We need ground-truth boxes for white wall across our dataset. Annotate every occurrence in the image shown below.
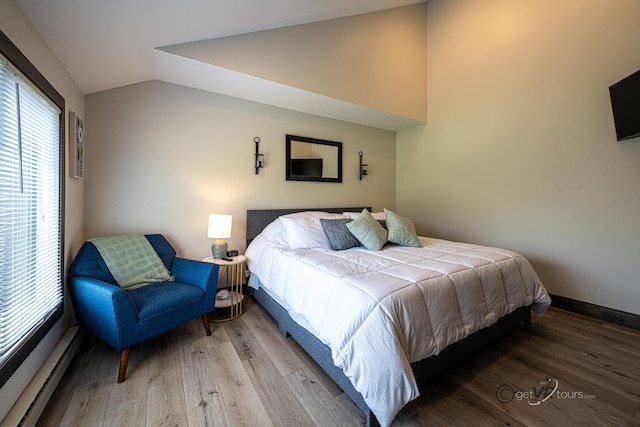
[0,0,84,420]
[85,80,396,260]
[397,0,640,315]
[162,3,428,123]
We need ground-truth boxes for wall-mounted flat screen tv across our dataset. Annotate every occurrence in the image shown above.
[609,69,640,141]
[291,158,323,177]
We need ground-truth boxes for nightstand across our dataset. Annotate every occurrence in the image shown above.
[203,255,247,322]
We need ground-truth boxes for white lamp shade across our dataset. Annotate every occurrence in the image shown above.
[207,214,232,239]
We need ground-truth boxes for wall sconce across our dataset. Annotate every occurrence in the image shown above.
[254,136,264,174]
[359,151,368,180]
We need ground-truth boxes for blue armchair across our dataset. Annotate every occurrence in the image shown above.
[68,234,219,382]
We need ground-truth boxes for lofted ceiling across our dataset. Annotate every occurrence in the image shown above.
[16,0,426,130]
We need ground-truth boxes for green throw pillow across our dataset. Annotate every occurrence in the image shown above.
[384,208,421,247]
[346,209,388,251]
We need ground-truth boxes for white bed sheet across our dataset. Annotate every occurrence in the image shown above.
[246,228,551,427]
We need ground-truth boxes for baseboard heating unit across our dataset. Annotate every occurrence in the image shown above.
[2,326,80,427]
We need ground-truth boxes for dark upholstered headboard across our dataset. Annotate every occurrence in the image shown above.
[246,207,370,248]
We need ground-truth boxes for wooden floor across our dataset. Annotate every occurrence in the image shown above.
[38,297,640,426]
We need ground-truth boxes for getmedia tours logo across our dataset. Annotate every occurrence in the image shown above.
[496,378,596,406]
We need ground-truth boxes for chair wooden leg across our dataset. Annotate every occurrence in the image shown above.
[118,348,130,383]
[202,314,212,336]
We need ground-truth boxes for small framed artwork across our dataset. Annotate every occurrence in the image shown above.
[69,111,84,178]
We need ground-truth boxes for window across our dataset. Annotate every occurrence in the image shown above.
[0,31,64,388]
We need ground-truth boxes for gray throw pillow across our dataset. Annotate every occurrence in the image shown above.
[320,219,361,250]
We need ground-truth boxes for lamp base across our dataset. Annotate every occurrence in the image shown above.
[211,239,228,259]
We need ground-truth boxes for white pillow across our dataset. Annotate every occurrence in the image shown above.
[260,218,290,248]
[343,211,385,220]
[280,211,346,249]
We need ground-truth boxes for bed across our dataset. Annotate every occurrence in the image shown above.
[244,207,551,427]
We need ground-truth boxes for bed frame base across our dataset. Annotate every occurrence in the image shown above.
[249,286,531,427]
[245,208,532,426]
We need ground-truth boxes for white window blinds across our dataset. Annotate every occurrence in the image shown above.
[0,57,63,368]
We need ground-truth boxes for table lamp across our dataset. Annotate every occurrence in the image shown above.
[207,214,232,259]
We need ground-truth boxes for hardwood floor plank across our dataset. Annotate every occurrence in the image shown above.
[243,353,316,427]
[239,300,344,397]
[209,340,273,426]
[58,378,111,426]
[509,350,630,423]
[179,330,231,427]
[240,302,308,377]
[36,351,87,426]
[448,333,637,426]
[103,355,148,427]
[289,342,346,400]
[208,320,232,347]
[103,399,146,427]
[448,357,584,426]
[223,314,266,362]
[37,303,640,427]
[284,368,365,427]
[201,323,239,426]
[80,340,122,384]
[543,311,640,355]
[498,329,640,404]
[401,375,527,427]
[145,331,188,426]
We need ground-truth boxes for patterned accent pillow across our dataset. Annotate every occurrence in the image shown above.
[320,219,361,250]
[384,208,421,247]
[346,209,388,251]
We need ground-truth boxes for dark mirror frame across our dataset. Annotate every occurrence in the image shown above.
[285,134,343,183]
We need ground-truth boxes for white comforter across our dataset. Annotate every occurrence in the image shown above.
[246,231,551,427]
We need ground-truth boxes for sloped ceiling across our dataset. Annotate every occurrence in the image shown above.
[16,0,427,130]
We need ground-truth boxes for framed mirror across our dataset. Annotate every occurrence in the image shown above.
[286,134,342,183]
